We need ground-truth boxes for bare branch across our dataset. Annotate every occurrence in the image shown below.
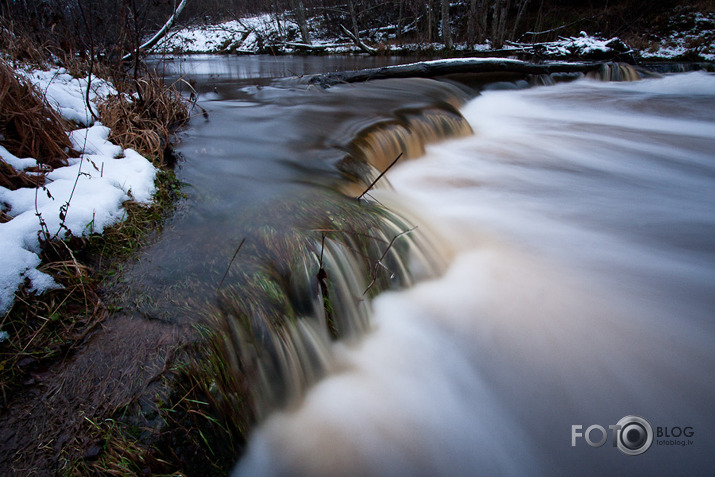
[217,237,246,292]
[122,0,188,61]
[357,153,403,201]
[363,226,416,296]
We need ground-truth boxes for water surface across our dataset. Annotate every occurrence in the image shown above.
[145,56,714,475]
[236,71,715,476]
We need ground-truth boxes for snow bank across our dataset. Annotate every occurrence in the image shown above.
[152,11,714,60]
[25,68,116,126]
[640,12,715,61]
[154,14,303,54]
[158,20,633,58]
[0,67,157,317]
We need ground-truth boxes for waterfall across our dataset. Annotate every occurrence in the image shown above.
[230,70,715,476]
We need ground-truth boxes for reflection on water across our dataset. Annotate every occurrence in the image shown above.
[150,54,422,92]
[236,72,715,476]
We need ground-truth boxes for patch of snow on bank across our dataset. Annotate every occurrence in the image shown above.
[0,68,157,317]
[155,14,301,53]
[641,12,715,61]
[24,68,116,126]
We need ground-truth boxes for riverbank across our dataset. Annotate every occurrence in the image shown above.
[152,7,715,62]
[1,5,713,467]
[0,55,197,473]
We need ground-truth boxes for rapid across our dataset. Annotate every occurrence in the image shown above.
[235,71,715,476]
[144,57,714,476]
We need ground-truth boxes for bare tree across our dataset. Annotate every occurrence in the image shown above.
[490,0,512,48]
[396,0,405,43]
[348,0,360,38]
[511,0,531,40]
[440,0,452,48]
[467,0,489,48]
[425,0,433,43]
[289,0,311,44]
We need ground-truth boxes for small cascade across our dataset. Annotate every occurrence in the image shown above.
[586,62,644,81]
[529,62,650,87]
[339,106,474,196]
[232,69,715,477]
[205,61,668,464]
[208,186,452,422]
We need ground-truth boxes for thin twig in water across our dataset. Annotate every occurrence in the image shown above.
[357,152,403,201]
[217,238,246,292]
[319,233,325,268]
[363,226,416,296]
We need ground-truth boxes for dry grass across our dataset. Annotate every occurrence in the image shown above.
[0,59,73,168]
[98,73,190,165]
[0,240,105,403]
[0,22,53,67]
[0,57,68,192]
[0,158,45,190]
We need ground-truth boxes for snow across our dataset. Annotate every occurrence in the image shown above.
[0,145,37,171]
[161,19,626,57]
[155,14,301,54]
[152,11,713,60]
[641,11,715,61]
[0,67,158,316]
[26,68,116,126]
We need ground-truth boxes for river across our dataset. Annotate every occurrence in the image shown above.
[145,56,715,476]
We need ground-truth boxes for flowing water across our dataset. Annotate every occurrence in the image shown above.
[145,57,715,476]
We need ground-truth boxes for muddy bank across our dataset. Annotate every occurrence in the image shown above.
[0,315,190,475]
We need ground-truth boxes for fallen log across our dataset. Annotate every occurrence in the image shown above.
[305,58,634,87]
[284,42,353,51]
[123,0,188,61]
[339,24,378,55]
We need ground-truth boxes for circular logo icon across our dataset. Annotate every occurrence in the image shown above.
[616,415,653,456]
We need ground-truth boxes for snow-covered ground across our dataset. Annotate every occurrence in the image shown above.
[153,13,321,54]
[0,68,157,320]
[152,12,715,61]
[640,12,715,61]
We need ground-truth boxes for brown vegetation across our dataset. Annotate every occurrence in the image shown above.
[0,239,105,404]
[0,59,72,168]
[0,160,44,190]
[98,72,190,165]
[0,24,194,475]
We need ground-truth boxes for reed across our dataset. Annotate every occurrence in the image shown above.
[98,72,189,165]
[0,59,72,169]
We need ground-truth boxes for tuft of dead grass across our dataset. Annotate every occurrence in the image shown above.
[0,59,73,169]
[0,158,45,190]
[98,73,190,166]
[0,22,53,68]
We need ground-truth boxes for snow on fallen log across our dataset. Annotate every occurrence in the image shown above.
[284,42,330,50]
[339,24,378,55]
[123,0,188,60]
[306,58,618,87]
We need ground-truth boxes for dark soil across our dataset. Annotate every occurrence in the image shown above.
[0,313,193,476]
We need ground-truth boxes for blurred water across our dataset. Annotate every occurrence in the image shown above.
[236,72,715,476]
[128,56,468,322]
